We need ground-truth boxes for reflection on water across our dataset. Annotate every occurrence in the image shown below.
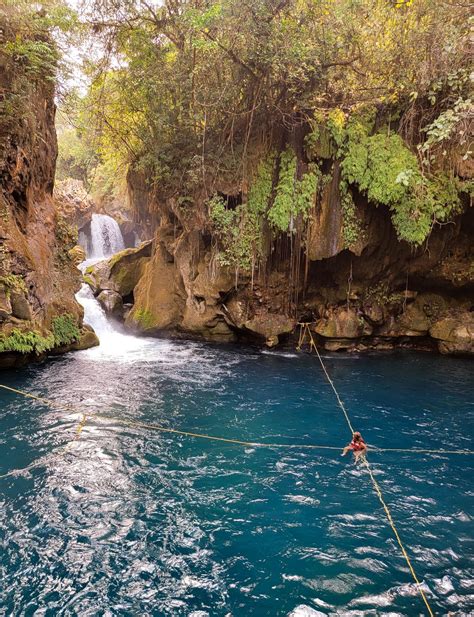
[0,342,473,615]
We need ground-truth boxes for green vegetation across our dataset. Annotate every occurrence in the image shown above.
[55,0,468,258]
[268,151,319,232]
[0,313,80,355]
[341,123,461,244]
[134,308,155,330]
[0,274,27,295]
[340,183,363,249]
[55,215,78,263]
[0,329,55,355]
[51,314,80,346]
[6,0,468,269]
[0,1,77,140]
[209,195,260,271]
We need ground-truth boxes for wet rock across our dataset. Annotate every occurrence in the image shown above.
[243,313,295,344]
[0,285,12,320]
[72,326,100,350]
[315,307,372,339]
[307,162,344,261]
[126,242,185,333]
[430,312,474,356]
[379,303,430,337]
[97,290,124,318]
[68,244,86,266]
[362,302,384,326]
[86,240,152,297]
[323,338,356,351]
[10,290,32,320]
[266,334,279,348]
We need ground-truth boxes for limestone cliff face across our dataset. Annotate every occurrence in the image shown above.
[92,170,473,356]
[0,34,97,367]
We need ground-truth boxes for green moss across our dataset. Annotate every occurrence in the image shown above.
[55,216,78,263]
[108,247,136,270]
[0,274,27,294]
[134,308,155,329]
[51,314,80,346]
[247,153,276,215]
[209,195,260,272]
[340,182,364,248]
[82,274,94,287]
[0,329,55,355]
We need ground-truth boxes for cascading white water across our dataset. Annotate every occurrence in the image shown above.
[76,284,115,338]
[89,213,125,259]
[75,283,166,361]
[75,214,158,359]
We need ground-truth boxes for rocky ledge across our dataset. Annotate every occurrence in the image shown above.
[82,220,473,356]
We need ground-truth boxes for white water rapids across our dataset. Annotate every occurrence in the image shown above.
[75,212,157,360]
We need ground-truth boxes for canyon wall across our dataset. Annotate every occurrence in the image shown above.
[88,166,473,356]
[0,19,97,368]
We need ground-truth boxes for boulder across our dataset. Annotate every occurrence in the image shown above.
[86,240,152,297]
[315,307,372,339]
[126,243,185,333]
[72,326,100,350]
[181,300,236,343]
[378,304,430,337]
[362,302,384,326]
[244,313,295,345]
[107,241,152,296]
[10,290,33,320]
[430,312,474,356]
[224,296,295,345]
[0,285,12,320]
[97,290,124,318]
[222,296,296,347]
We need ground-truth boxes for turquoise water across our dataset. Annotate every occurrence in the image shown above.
[0,340,473,615]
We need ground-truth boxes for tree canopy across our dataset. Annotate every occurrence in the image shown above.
[3,1,473,256]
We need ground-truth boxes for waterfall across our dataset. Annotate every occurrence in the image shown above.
[76,284,115,338]
[76,214,154,358]
[75,283,162,360]
[89,213,125,259]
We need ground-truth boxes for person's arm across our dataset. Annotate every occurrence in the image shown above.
[341,445,352,456]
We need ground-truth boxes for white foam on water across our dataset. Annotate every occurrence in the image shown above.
[288,606,326,617]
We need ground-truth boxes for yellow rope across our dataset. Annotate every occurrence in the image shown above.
[0,384,472,456]
[0,380,463,613]
[300,325,435,616]
[93,414,342,450]
[363,458,433,617]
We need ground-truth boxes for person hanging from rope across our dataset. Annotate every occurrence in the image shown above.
[341,431,367,463]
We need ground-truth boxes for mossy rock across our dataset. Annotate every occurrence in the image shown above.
[315,307,372,339]
[430,312,474,355]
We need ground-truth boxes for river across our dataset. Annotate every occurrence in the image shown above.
[0,221,473,615]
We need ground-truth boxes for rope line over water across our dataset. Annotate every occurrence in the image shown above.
[297,322,435,616]
[0,384,471,457]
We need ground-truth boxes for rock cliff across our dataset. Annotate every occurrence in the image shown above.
[0,18,98,367]
[87,176,472,356]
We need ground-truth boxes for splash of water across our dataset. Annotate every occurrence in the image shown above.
[76,284,114,337]
[75,283,168,361]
